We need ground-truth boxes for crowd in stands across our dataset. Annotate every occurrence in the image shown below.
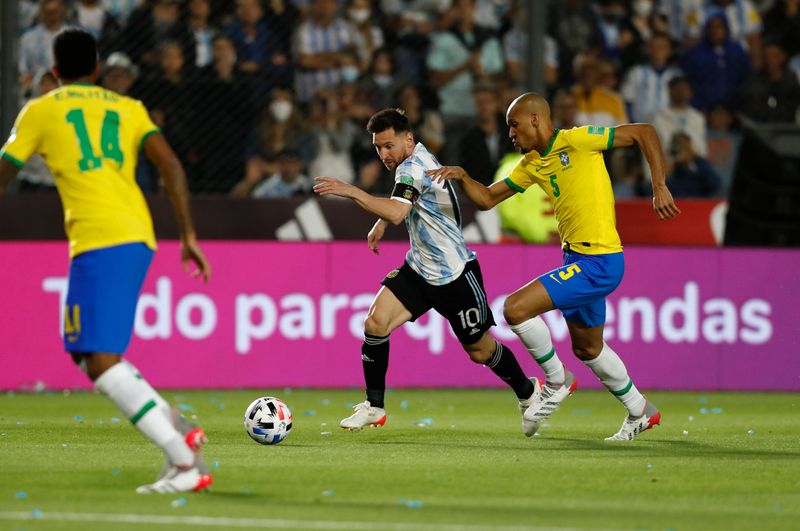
[13,0,800,201]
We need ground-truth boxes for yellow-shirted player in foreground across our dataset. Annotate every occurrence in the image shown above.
[428,93,681,441]
[0,29,213,491]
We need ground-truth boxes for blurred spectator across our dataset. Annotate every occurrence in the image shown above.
[293,0,358,103]
[621,32,681,123]
[473,0,510,32]
[263,0,297,91]
[651,76,707,157]
[503,2,558,92]
[246,150,312,198]
[706,103,741,196]
[381,0,449,85]
[103,0,141,25]
[101,51,140,95]
[548,0,603,84]
[192,34,258,194]
[122,0,195,69]
[690,0,763,68]
[306,89,358,184]
[763,0,800,58]
[395,84,445,155]
[629,0,658,42]
[571,52,628,126]
[458,83,515,185]
[594,0,643,70]
[189,0,217,67]
[19,0,40,32]
[427,0,504,163]
[656,0,703,45]
[596,57,620,91]
[552,89,579,129]
[739,41,800,123]
[15,70,59,193]
[681,14,750,112]
[666,132,721,197]
[254,87,307,163]
[19,0,68,96]
[346,0,385,70]
[72,0,123,58]
[358,48,400,111]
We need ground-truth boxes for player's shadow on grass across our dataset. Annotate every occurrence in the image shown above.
[531,437,800,458]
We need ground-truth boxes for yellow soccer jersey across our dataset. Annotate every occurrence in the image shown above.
[504,125,623,254]
[1,83,158,257]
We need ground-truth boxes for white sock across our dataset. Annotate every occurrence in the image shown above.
[120,359,171,417]
[510,316,565,385]
[583,343,646,417]
[95,363,194,467]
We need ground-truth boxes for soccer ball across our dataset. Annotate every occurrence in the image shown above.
[243,397,293,445]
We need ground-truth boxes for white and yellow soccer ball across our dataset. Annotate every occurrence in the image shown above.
[243,397,293,445]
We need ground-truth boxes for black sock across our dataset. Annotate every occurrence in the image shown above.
[485,342,535,400]
[362,333,389,408]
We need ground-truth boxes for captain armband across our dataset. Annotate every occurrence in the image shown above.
[391,182,420,204]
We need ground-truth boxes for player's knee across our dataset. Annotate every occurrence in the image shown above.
[364,313,391,337]
[503,296,532,326]
[571,342,602,360]
[464,345,491,364]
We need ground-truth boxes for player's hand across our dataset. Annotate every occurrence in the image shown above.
[368,220,387,255]
[313,176,356,198]
[653,184,681,220]
[181,237,211,283]
[426,166,468,184]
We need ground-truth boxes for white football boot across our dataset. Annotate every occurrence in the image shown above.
[136,466,213,494]
[605,400,661,441]
[522,368,577,437]
[340,401,387,430]
[518,377,543,437]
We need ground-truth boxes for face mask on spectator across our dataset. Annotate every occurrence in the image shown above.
[348,8,371,24]
[340,66,360,83]
[270,100,293,122]
[633,0,652,17]
[373,74,392,88]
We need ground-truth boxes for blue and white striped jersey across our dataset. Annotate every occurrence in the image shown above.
[391,143,475,286]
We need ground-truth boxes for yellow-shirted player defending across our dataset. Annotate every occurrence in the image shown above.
[428,93,681,441]
[0,29,213,491]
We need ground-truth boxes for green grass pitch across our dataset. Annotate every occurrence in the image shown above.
[1,389,798,530]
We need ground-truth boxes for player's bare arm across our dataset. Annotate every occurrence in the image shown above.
[0,157,21,193]
[612,123,681,221]
[368,219,388,255]
[143,133,211,282]
[426,166,516,210]
[313,176,412,225]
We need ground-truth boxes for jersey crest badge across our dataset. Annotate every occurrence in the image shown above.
[560,152,570,166]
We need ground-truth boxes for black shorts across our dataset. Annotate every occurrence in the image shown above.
[381,259,496,345]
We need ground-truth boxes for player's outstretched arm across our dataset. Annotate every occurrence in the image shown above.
[426,166,516,210]
[612,124,681,220]
[313,176,411,225]
[143,133,211,282]
[0,158,21,193]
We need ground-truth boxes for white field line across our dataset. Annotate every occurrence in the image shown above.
[0,511,601,531]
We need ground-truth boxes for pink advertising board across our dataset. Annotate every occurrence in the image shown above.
[0,242,797,391]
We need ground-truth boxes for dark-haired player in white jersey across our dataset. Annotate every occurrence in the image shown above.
[314,108,542,434]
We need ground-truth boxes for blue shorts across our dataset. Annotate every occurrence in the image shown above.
[64,242,153,354]
[538,251,624,328]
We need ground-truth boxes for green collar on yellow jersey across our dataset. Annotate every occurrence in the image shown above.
[540,128,560,157]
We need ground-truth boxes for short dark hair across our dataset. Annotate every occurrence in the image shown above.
[53,28,98,80]
[668,75,690,89]
[366,108,409,135]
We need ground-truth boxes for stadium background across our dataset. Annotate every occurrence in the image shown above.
[1,0,799,391]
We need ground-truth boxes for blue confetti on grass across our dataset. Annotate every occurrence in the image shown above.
[15,491,27,499]
[241,488,253,495]
[303,410,317,416]
[414,418,433,427]
[171,497,187,508]
[74,415,83,422]
[320,399,331,406]
[344,402,355,409]
[698,396,708,404]
[110,417,120,423]
[177,404,193,412]
[400,400,409,409]
[321,489,334,496]
[699,408,709,414]
[747,429,755,436]
[213,461,219,469]
[111,469,121,476]
[405,500,422,508]
[711,407,724,414]
[31,508,42,519]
